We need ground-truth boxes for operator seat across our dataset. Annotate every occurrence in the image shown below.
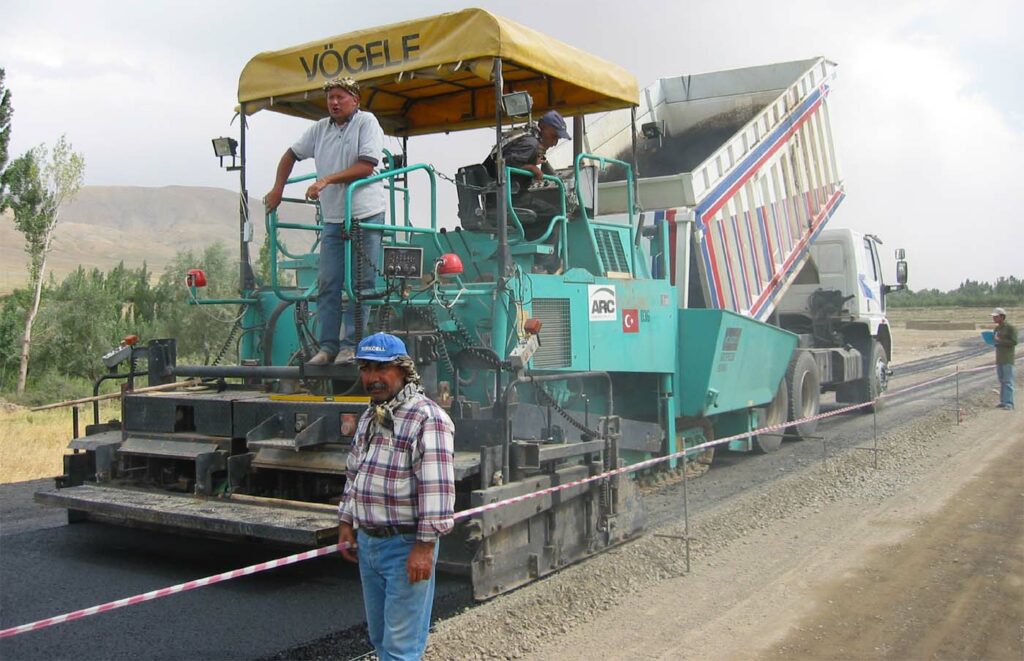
[455,164,537,233]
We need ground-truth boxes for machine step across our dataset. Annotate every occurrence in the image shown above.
[35,484,339,546]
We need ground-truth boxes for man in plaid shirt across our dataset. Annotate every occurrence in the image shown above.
[338,332,455,660]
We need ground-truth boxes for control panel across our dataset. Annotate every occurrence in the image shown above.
[382,246,424,278]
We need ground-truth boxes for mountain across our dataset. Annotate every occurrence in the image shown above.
[1,186,267,294]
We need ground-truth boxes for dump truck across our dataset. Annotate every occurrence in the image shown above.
[547,58,908,443]
[37,9,904,600]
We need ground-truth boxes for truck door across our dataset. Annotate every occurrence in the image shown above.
[859,238,884,314]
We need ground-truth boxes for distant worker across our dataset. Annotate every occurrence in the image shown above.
[991,307,1017,410]
[337,332,455,660]
[264,76,385,365]
[484,109,571,255]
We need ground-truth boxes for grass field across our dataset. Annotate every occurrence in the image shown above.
[0,401,121,483]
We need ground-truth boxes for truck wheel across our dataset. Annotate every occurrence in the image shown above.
[785,351,820,440]
[755,380,788,453]
[856,340,889,412]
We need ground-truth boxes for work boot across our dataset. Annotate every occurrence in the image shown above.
[334,348,356,364]
[306,350,336,366]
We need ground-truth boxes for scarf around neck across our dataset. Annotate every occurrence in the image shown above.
[369,381,423,430]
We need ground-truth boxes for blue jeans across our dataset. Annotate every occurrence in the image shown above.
[317,215,383,355]
[356,530,438,661]
[996,363,1015,408]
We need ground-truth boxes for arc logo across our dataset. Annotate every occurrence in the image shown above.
[588,285,617,321]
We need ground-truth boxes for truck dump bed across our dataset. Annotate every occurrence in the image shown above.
[552,58,845,321]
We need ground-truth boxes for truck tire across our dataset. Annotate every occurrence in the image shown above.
[785,351,820,440]
[755,380,789,453]
[855,339,889,412]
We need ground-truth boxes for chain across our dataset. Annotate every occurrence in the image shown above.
[534,383,601,439]
[208,304,246,366]
[433,167,493,192]
[408,306,457,376]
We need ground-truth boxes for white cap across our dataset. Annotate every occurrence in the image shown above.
[992,307,1007,317]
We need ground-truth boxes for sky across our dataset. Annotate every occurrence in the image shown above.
[2,0,1022,291]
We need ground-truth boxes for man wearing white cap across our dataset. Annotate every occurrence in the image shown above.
[991,307,1017,410]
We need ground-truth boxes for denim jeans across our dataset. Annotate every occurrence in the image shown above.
[356,529,438,661]
[317,215,383,355]
[996,363,1015,409]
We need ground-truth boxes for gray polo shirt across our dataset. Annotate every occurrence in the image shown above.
[291,110,386,223]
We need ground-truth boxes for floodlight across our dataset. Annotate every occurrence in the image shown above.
[212,137,237,158]
[501,91,533,118]
[211,137,240,171]
[641,122,664,139]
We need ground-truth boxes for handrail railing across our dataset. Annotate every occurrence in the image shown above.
[382,149,412,228]
[504,166,569,266]
[574,153,638,275]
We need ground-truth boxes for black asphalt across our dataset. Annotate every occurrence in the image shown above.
[0,484,469,660]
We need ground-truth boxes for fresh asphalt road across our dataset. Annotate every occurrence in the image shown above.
[0,484,468,660]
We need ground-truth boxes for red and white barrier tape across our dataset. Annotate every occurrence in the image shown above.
[1,355,1011,639]
[0,545,343,639]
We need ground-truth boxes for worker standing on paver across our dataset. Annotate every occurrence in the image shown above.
[991,307,1017,410]
[264,76,386,365]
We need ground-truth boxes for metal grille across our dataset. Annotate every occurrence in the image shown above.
[595,228,630,273]
[531,299,572,368]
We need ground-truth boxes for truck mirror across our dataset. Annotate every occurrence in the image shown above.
[896,260,908,285]
[895,248,906,260]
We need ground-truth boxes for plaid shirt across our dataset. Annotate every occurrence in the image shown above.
[338,387,455,542]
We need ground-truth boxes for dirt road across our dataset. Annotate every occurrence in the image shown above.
[427,390,1023,660]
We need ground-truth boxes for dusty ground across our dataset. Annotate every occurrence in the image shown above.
[509,403,1022,661]
[424,318,1022,661]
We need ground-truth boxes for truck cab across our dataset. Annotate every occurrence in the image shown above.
[777,228,894,348]
[775,228,908,410]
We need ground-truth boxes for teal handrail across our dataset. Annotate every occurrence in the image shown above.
[345,163,474,300]
[574,153,638,275]
[263,163,488,305]
[504,166,569,266]
[382,149,412,228]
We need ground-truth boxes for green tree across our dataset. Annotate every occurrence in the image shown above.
[153,242,241,365]
[30,265,159,383]
[0,68,12,182]
[1,135,85,394]
[0,289,30,391]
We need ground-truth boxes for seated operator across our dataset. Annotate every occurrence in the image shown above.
[483,110,571,250]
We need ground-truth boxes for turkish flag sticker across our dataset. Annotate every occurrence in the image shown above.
[622,309,639,333]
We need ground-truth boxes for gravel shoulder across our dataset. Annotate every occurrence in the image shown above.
[426,386,1023,660]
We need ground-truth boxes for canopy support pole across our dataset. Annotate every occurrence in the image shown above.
[494,57,510,278]
[238,103,255,292]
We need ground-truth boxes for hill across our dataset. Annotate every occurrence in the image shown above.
[1,185,267,294]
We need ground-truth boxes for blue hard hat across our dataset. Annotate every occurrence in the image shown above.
[539,110,571,141]
[356,333,408,362]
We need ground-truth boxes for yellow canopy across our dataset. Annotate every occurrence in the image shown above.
[237,8,638,136]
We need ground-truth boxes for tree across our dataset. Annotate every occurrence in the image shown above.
[0,68,11,182]
[1,135,85,393]
[154,242,241,365]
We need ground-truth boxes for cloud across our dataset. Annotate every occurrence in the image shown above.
[2,0,1019,290]
[828,10,1023,290]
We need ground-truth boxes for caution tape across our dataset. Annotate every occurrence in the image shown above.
[1,355,1010,639]
[0,546,341,639]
